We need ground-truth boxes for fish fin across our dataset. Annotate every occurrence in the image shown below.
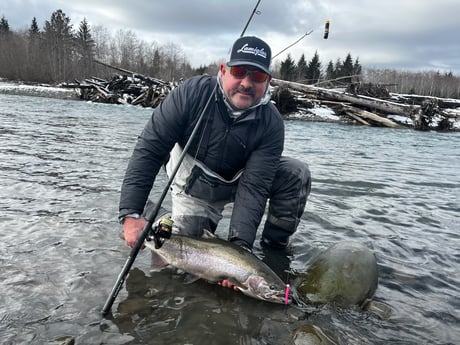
[226,278,245,290]
[202,229,217,239]
[183,273,201,284]
[150,251,168,272]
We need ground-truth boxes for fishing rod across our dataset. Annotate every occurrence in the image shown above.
[101,0,263,317]
[241,0,261,37]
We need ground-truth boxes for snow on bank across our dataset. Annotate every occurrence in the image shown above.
[387,115,413,126]
[444,109,460,130]
[0,81,77,99]
[284,104,341,122]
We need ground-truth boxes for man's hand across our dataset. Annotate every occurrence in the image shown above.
[122,217,147,248]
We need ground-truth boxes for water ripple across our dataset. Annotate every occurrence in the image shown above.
[0,94,459,344]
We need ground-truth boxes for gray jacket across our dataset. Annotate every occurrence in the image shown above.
[119,75,284,245]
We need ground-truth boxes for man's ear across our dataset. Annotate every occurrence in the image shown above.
[220,63,227,75]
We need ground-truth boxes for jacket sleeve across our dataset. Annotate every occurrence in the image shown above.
[118,75,215,218]
[118,80,191,217]
[228,104,285,246]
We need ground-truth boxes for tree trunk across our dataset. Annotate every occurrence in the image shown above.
[271,78,420,118]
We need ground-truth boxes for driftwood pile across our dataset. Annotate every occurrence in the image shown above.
[61,61,178,107]
[271,79,460,131]
[62,74,176,108]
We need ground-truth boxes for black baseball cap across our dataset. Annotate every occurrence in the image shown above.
[226,36,272,75]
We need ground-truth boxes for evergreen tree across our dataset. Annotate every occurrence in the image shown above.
[75,18,95,77]
[353,57,362,81]
[0,15,10,33]
[194,65,207,75]
[0,16,10,78]
[334,58,342,77]
[279,54,296,81]
[43,9,74,81]
[26,17,45,81]
[0,15,18,79]
[341,53,354,83]
[29,17,39,35]
[150,48,162,77]
[306,50,322,84]
[296,54,307,82]
[325,60,335,81]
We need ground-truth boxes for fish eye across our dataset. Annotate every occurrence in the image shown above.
[269,285,276,290]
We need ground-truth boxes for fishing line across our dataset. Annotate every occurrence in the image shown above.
[101,0,264,317]
[272,30,313,60]
[272,20,330,60]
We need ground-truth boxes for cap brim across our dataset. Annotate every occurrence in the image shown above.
[227,60,271,75]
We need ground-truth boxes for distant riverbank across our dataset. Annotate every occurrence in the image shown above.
[0,79,345,124]
[1,79,459,131]
[0,80,78,100]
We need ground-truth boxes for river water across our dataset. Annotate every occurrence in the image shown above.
[0,93,458,345]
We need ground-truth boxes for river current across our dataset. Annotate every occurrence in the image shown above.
[0,93,458,344]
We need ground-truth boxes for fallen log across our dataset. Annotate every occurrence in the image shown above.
[341,104,402,128]
[271,78,419,117]
[269,79,460,130]
[344,111,371,126]
[391,93,460,109]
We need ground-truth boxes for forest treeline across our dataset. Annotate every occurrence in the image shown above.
[1,10,459,99]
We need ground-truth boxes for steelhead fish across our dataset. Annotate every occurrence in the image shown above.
[144,233,289,304]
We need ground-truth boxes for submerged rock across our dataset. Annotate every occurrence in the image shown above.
[293,324,338,345]
[295,241,378,308]
[49,336,75,345]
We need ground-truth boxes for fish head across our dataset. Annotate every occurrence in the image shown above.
[243,275,289,304]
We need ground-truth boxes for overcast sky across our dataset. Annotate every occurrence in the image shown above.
[3,0,460,75]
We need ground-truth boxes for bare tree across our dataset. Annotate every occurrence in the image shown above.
[364,68,460,98]
[162,41,184,81]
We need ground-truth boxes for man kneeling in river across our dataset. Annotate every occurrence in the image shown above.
[118,36,311,289]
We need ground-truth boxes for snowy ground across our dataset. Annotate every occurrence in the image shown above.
[284,104,342,122]
[0,80,78,100]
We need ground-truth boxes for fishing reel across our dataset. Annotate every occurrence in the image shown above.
[148,216,173,249]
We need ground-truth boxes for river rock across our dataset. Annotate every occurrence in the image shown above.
[295,241,378,307]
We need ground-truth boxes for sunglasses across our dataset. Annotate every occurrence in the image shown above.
[228,66,269,83]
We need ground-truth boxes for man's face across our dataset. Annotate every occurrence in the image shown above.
[220,64,271,110]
